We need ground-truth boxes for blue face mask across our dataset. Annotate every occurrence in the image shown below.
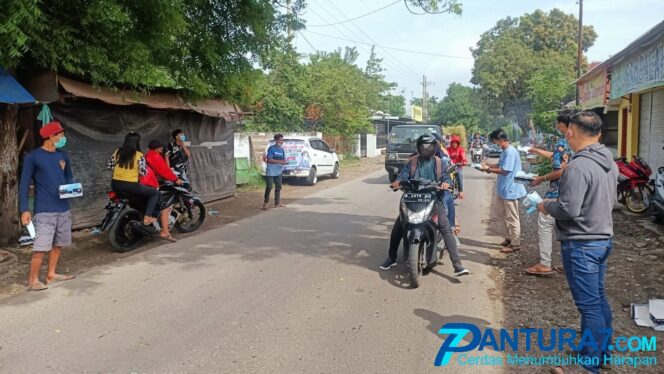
[180,134,186,142]
[55,136,67,149]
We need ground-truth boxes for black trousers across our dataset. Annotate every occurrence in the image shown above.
[264,175,283,205]
[388,201,462,270]
[111,180,159,218]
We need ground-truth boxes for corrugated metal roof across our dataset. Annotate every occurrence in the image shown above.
[0,67,36,104]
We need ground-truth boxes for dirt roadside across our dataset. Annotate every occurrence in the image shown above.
[0,156,385,302]
[488,183,664,373]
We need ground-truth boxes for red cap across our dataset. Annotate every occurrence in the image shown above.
[450,135,461,145]
[39,121,64,139]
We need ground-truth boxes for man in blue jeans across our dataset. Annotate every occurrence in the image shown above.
[263,134,287,210]
[538,112,618,374]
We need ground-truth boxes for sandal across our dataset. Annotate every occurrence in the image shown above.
[275,204,287,208]
[28,282,48,291]
[553,265,564,274]
[159,234,177,242]
[46,274,75,285]
[262,203,269,210]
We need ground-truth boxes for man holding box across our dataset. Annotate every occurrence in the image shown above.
[18,122,76,291]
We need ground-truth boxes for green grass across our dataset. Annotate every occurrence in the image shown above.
[340,153,361,168]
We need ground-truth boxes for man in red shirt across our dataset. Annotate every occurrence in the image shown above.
[141,140,184,241]
[446,135,467,199]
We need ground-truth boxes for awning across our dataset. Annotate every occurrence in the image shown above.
[58,76,240,119]
[0,68,36,104]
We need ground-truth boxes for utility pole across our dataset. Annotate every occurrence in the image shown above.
[575,0,583,106]
[286,0,294,44]
[421,75,433,123]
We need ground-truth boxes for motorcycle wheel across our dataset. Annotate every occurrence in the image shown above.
[625,184,653,214]
[109,208,145,252]
[408,242,424,288]
[174,199,206,233]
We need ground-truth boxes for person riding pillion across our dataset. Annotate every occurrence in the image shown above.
[380,135,469,276]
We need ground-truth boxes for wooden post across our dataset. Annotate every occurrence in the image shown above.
[0,104,20,245]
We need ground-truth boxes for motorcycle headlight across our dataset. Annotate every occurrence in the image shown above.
[402,201,435,224]
[387,153,397,160]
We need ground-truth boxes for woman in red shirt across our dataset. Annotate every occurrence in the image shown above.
[446,135,467,199]
[141,140,184,242]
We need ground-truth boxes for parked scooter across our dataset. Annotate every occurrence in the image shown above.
[615,156,653,213]
[99,176,206,252]
[392,178,446,288]
[650,148,664,223]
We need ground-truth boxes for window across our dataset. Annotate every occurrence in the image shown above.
[319,141,331,153]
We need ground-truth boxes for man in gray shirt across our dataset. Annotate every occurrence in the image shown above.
[538,111,618,374]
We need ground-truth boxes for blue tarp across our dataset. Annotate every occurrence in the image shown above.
[0,67,36,104]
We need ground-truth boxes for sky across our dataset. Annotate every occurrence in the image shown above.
[294,0,664,101]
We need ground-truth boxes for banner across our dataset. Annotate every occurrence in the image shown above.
[411,105,423,122]
[611,39,664,99]
[579,68,608,109]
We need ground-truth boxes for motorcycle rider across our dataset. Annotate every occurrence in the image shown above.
[447,135,468,199]
[140,140,185,242]
[379,135,470,276]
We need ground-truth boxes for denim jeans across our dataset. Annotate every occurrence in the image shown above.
[264,175,283,205]
[561,239,613,374]
[442,191,455,227]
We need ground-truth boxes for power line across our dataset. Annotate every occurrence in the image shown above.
[306,5,420,81]
[318,0,421,79]
[298,30,317,52]
[303,29,471,59]
[307,0,401,27]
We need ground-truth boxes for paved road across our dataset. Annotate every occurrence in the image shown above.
[0,168,504,373]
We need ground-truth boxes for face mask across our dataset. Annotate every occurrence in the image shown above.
[180,134,186,142]
[555,128,564,136]
[55,136,67,149]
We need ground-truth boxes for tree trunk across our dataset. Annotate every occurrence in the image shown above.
[0,104,19,245]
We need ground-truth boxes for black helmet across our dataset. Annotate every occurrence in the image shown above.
[416,134,436,158]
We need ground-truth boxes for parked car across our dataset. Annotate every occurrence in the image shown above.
[486,143,503,158]
[261,136,340,185]
[385,125,443,182]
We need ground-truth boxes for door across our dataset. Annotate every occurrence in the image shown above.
[310,139,334,174]
[639,92,652,165]
[649,89,664,169]
[620,108,628,158]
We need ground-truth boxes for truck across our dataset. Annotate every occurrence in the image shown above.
[384,125,442,182]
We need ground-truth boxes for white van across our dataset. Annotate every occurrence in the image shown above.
[261,136,340,185]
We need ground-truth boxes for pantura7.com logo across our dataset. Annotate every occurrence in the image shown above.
[435,323,658,369]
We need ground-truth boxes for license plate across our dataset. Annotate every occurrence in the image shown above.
[403,193,432,203]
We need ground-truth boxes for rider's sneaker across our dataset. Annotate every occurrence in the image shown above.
[454,267,470,277]
[379,258,397,270]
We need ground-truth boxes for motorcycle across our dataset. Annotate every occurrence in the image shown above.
[616,156,653,214]
[393,178,446,288]
[471,145,484,164]
[99,178,206,252]
[650,149,664,223]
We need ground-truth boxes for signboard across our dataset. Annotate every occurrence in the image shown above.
[611,39,664,99]
[579,68,609,109]
[411,105,423,122]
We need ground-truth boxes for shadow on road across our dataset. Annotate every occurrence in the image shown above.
[413,308,499,351]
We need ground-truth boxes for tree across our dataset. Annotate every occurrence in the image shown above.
[471,9,596,134]
[2,0,305,101]
[527,53,576,133]
[248,44,310,132]
[306,48,374,135]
